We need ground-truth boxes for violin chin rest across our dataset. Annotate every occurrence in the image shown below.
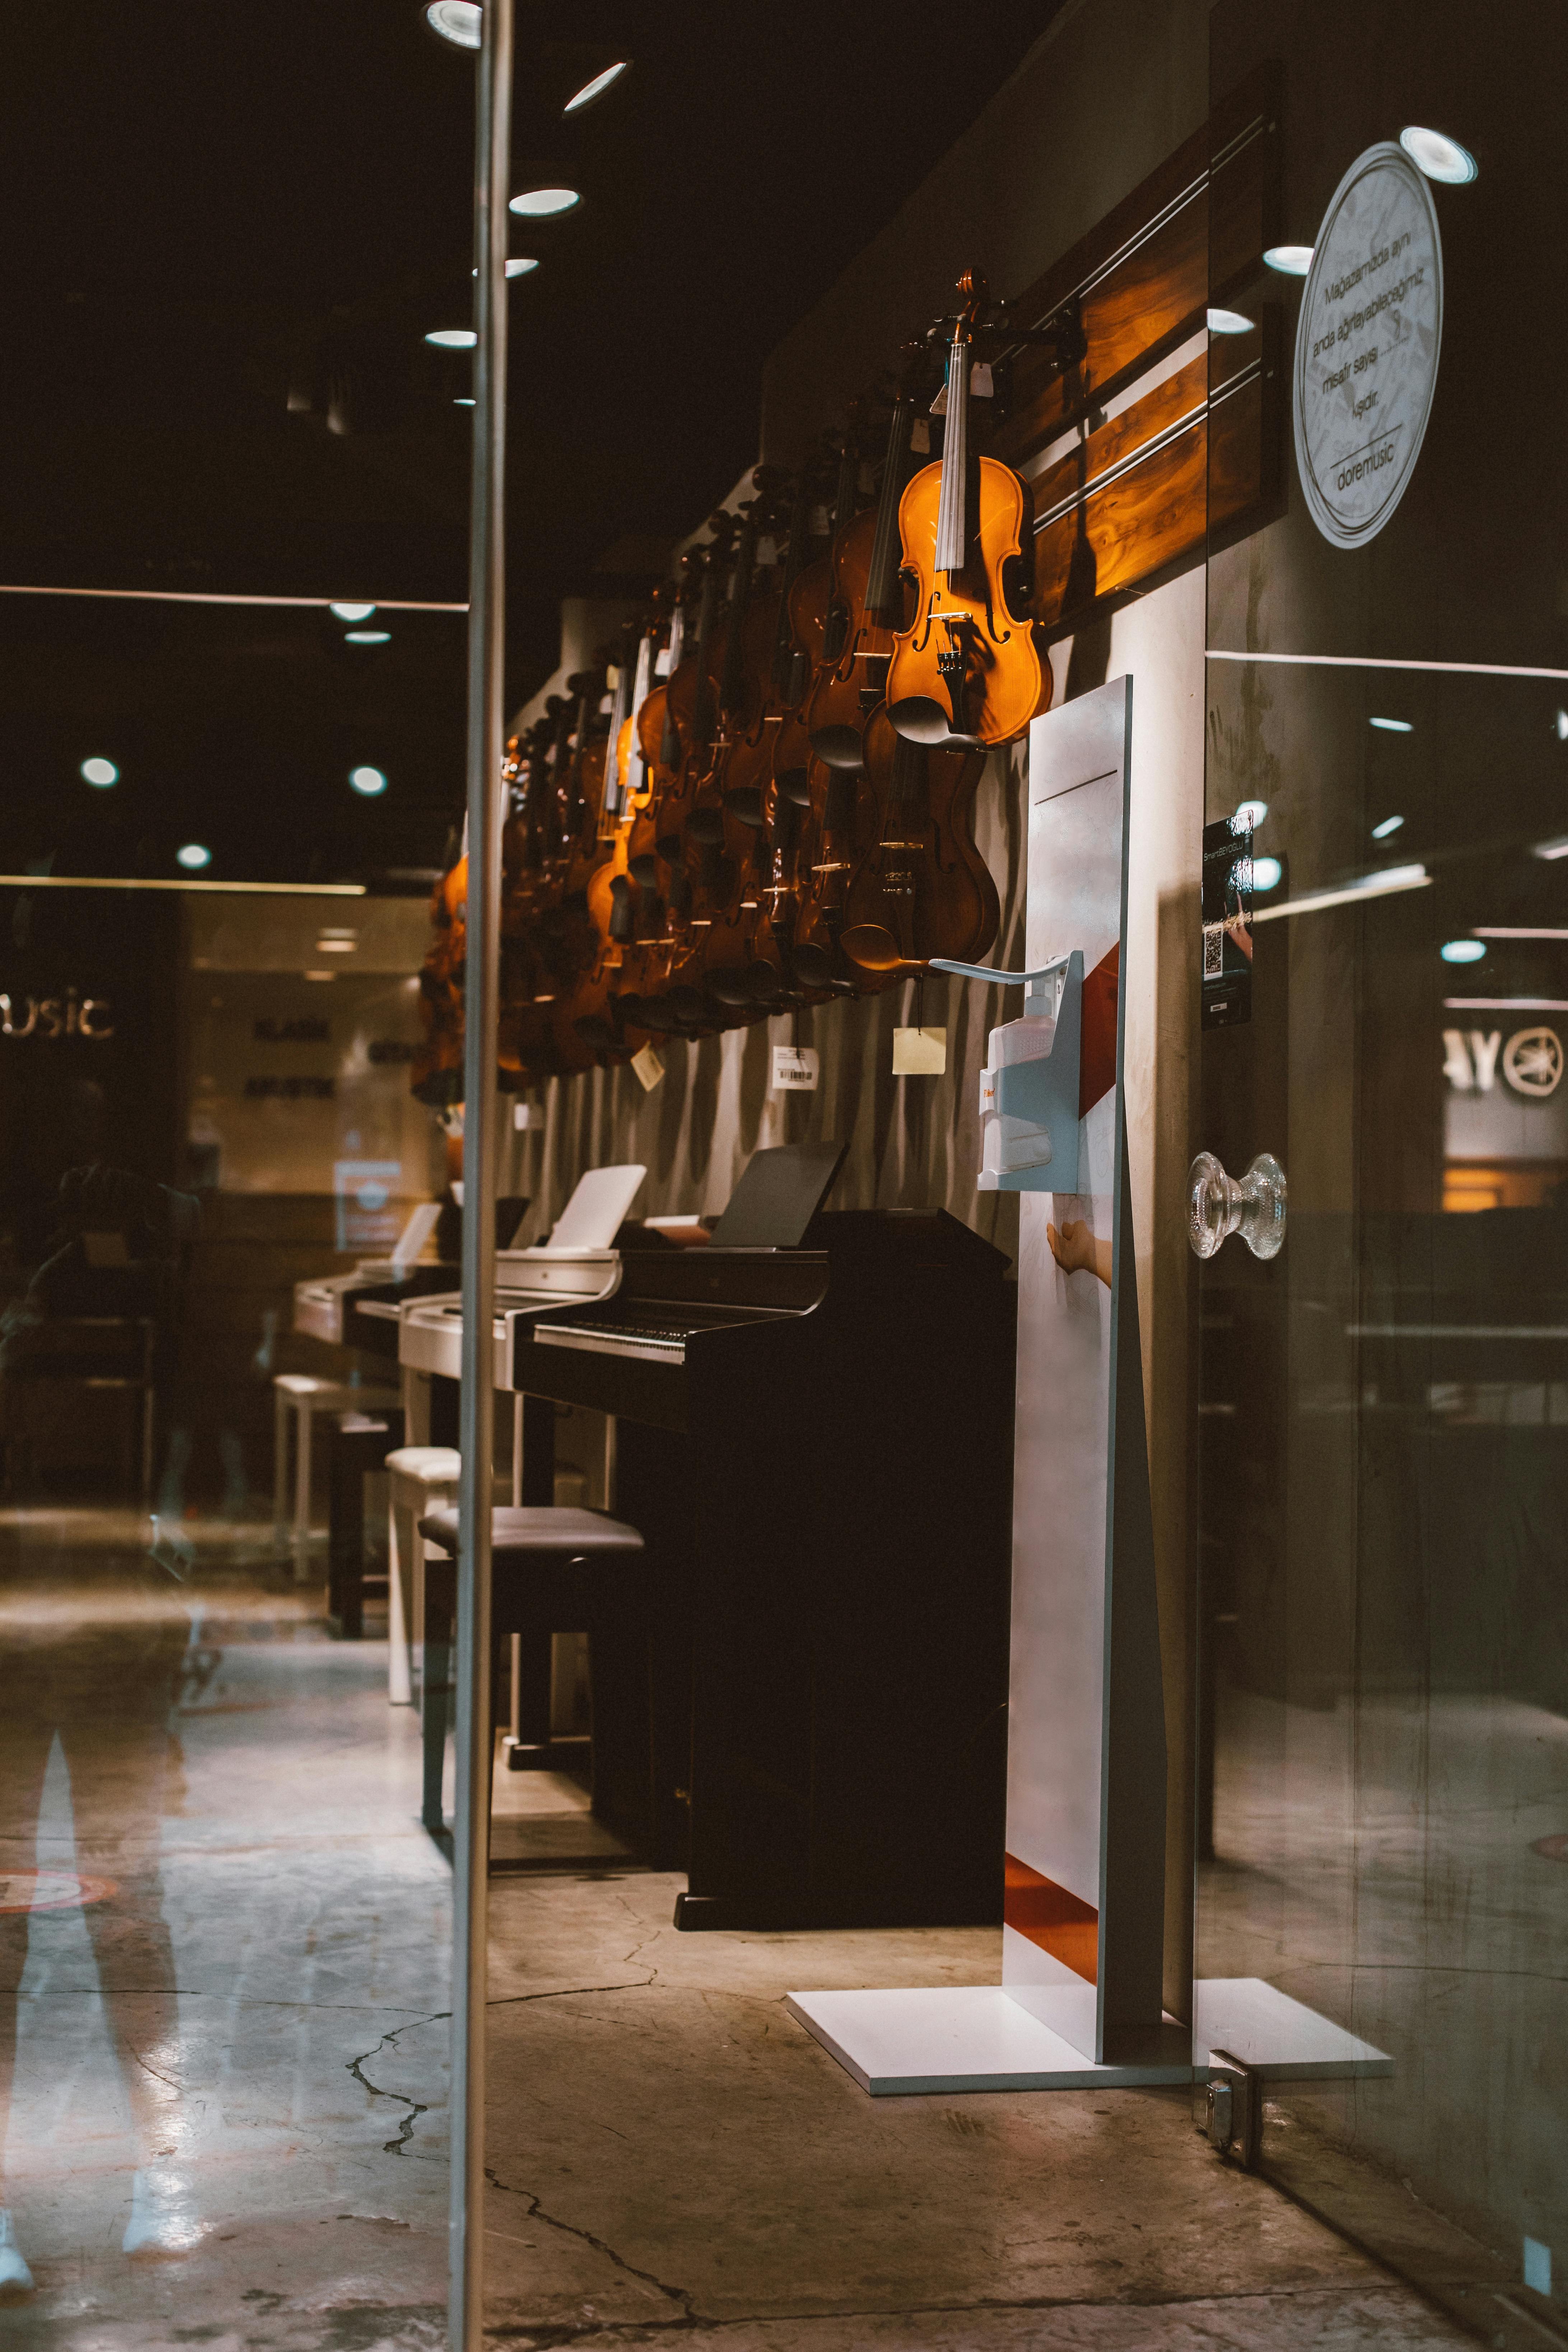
[775,766,811,808]
[722,786,765,828]
[840,924,902,973]
[808,724,866,771]
[790,942,834,987]
[667,986,706,1026]
[629,854,659,887]
[889,696,958,747]
[705,974,753,1010]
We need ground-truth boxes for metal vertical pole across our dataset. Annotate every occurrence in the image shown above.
[451,0,511,2343]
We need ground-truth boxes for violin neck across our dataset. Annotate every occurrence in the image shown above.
[623,631,654,800]
[771,483,810,691]
[659,607,686,765]
[720,526,757,714]
[934,335,970,577]
[831,443,859,539]
[865,397,914,621]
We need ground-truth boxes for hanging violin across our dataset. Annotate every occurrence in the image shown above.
[838,710,998,974]
[805,346,929,769]
[886,270,1049,750]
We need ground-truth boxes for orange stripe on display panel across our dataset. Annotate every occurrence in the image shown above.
[1004,1854,1100,1985]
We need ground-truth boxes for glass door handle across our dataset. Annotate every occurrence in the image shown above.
[1187,1151,1288,1260]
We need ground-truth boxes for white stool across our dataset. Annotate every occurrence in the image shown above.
[273,1375,399,1578]
[385,1445,462,1705]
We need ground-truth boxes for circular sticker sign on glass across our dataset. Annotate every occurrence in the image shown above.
[1293,141,1443,549]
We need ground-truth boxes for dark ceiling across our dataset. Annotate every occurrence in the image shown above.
[0,0,1058,887]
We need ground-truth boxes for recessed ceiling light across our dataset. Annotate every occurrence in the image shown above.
[1533,835,1568,861]
[1371,814,1405,839]
[1234,798,1268,829]
[344,629,391,645]
[80,757,118,787]
[472,259,540,279]
[1400,126,1478,184]
[1207,307,1254,335]
[1440,939,1486,964]
[1263,244,1313,275]
[315,935,358,953]
[1251,855,1283,890]
[1555,709,1568,741]
[424,0,480,48]
[454,397,476,407]
[1369,715,1413,732]
[303,969,338,982]
[328,601,376,623]
[509,185,580,219]
[350,765,388,797]
[177,843,211,870]
[426,328,477,348]
[564,60,630,115]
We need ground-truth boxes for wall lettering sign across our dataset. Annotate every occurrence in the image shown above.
[1293,141,1442,550]
[0,988,113,1039]
[1442,1026,1562,1100]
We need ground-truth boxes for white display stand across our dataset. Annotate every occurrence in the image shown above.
[792,680,1393,2103]
[786,1979,1391,2098]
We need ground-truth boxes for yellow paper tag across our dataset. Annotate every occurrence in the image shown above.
[892,1026,947,1075]
[631,1042,665,1092]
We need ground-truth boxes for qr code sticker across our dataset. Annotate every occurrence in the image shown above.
[1203,923,1224,980]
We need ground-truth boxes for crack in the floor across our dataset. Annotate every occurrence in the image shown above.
[488,1977,656,2009]
[485,2165,701,2331]
[345,2010,449,2156]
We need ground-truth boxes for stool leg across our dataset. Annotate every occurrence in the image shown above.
[388,1488,413,1706]
[411,1526,427,1697]
[273,1386,289,1546]
[293,1405,313,1581]
[421,1560,455,1835]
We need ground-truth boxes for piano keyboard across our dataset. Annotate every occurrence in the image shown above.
[536,1320,692,1364]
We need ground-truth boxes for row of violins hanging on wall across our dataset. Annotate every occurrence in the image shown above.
[413,272,1075,1104]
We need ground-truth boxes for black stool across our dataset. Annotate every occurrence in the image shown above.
[327,1408,405,1637]
[417,1504,645,1843]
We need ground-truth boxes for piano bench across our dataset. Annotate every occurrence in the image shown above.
[386,1445,463,1708]
[327,1408,405,1640]
[415,1505,645,1838]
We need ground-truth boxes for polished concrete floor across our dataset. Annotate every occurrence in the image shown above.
[1,1507,1478,2349]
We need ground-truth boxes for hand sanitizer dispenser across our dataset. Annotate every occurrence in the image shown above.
[932,952,1083,1193]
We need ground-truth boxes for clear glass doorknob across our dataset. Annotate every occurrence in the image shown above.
[1187,1150,1288,1260]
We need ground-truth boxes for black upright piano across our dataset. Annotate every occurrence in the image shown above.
[511,1169,1016,1931]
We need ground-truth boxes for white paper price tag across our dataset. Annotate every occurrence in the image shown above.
[513,1101,542,1130]
[631,1042,665,1092]
[893,1026,946,1076]
[771,1046,820,1092]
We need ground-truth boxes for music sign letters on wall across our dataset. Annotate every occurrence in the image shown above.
[0,986,113,1039]
[1294,142,1443,549]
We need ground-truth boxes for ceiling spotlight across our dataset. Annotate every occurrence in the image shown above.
[1555,709,1568,741]
[316,929,358,953]
[1369,716,1413,732]
[454,397,476,407]
[329,601,376,623]
[1207,307,1254,335]
[471,258,540,279]
[350,765,388,797]
[1251,855,1283,890]
[424,1,481,48]
[177,843,211,870]
[1400,126,1478,184]
[344,630,391,645]
[425,328,477,348]
[1263,244,1313,275]
[80,757,118,788]
[564,60,630,115]
[1440,939,1486,964]
[509,184,580,219]
[1371,814,1406,839]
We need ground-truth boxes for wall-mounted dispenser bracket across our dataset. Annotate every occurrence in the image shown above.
[932,950,1084,1194]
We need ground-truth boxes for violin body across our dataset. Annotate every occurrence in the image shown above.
[803,504,903,769]
[887,454,1047,749]
[839,709,998,975]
